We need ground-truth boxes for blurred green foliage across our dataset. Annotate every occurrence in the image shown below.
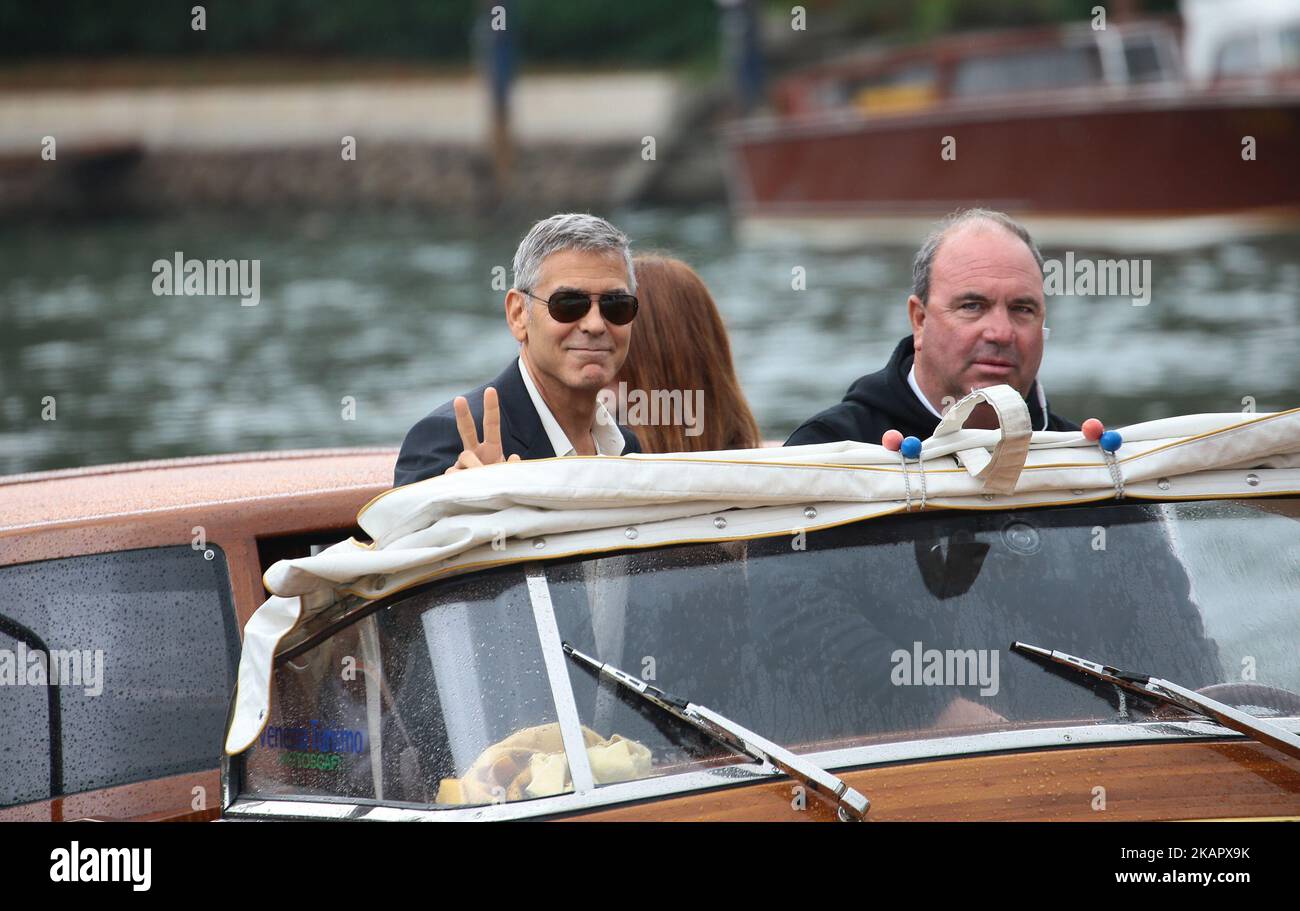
[0,0,721,63]
[1,0,1180,62]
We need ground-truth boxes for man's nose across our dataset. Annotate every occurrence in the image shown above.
[577,299,608,334]
[981,304,1015,345]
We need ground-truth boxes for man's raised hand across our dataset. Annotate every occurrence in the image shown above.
[446,386,522,474]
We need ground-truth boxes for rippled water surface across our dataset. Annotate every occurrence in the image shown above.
[2,208,1298,474]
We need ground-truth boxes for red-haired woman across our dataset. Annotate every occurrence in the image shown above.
[606,255,761,453]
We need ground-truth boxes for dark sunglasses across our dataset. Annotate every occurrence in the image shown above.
[522,290,639,325]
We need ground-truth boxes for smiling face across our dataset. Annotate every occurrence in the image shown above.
[506,248,634,396]
[909,222,1045,406]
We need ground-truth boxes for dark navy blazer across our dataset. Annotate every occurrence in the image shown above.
[393,358,642,487]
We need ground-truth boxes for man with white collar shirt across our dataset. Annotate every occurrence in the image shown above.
[787,208,1078,447]
[394,213,642,486]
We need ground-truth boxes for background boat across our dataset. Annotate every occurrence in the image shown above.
[726,0,1300,249]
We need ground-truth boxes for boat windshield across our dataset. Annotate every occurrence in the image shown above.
[239,498,1300,808]
[952,44,1104,96]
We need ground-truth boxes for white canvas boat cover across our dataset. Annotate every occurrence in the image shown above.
[226,387,1300,753]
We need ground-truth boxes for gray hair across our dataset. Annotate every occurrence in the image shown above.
[911,208,1044,305]
[512,213,636,296]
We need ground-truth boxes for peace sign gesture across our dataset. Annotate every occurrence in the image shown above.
[446,386,521,474]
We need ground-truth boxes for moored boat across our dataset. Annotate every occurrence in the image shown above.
[725,0,1300,250]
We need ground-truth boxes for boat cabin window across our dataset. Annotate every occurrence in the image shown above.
[843,61,939,114]
[1122,34,1170,83]
[0,546,239,809]
[1215,23,1300,77]
[1215,31,1264,77]
[1280,24,1300,70]
[952,44,1104,96]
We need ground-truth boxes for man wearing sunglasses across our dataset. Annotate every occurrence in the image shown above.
[394,213,642,486]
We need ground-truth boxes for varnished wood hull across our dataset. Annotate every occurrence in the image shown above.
[0,770,222,822]
[727,91,1300,226]
[559,740,1300,822]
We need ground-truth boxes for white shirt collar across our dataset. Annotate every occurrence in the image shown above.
[908,363,1051,431]
[906,364,946,420]
[517,357,625,458]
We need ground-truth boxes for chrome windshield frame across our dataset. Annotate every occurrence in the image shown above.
[525,563,596,794]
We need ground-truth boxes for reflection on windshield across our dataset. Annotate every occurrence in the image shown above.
[550,500,1300,780]
[243,568,570,808]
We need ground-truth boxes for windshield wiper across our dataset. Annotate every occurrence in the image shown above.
[562,642,870,821]
[1012,641,1300,761]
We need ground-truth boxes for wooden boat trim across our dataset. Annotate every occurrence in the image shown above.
[724,87,1300,144]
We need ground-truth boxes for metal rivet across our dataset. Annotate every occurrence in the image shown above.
[1002,521,1041,555]
[1246,473,1260,487]
[803,506,817,519]
[1157,478,1170,490]
[982,494,994,501]
[624,527,638,539]
[203,549,214,561]
[532,538,546,549]
[1063,733,1071,742]
[713,516,727,529]
[1071,489,1084,496]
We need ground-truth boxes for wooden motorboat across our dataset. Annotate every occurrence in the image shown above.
[725,1,1300,249]
[218,391,1300,821]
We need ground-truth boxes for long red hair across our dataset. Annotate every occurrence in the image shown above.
[613,255,761,453]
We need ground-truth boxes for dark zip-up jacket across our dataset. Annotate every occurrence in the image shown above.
[786,336,1079,446]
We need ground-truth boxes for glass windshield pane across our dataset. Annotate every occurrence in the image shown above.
[843,62,939,113]
[242,566,570,808]
[1281,25,1300,69]
[0,545,238,808]
[953,45,1104,96]
[548,499,1300,781]
[1217,33,1262,76]
[1123,36,1166,82]
[548,551,753,784]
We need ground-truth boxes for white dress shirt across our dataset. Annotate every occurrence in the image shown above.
[906,365,946,420]
[518,358,625,457]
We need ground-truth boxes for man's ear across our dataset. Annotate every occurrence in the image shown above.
[505,289,529,343]
[907,295,926,350]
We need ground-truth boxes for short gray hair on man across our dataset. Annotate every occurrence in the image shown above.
[911,208,1044,305]
[512,212,636,296]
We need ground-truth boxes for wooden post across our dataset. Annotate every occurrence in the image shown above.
[476,0,515,196]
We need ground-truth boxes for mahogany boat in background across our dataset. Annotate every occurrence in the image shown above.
[725,0,1300,250]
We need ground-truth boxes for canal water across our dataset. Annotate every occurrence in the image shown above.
[2,207,1297,474]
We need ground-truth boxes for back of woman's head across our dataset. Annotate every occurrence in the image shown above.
[615,255,760,453]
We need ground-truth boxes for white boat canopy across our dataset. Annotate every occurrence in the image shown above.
[226,386,1300,753]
